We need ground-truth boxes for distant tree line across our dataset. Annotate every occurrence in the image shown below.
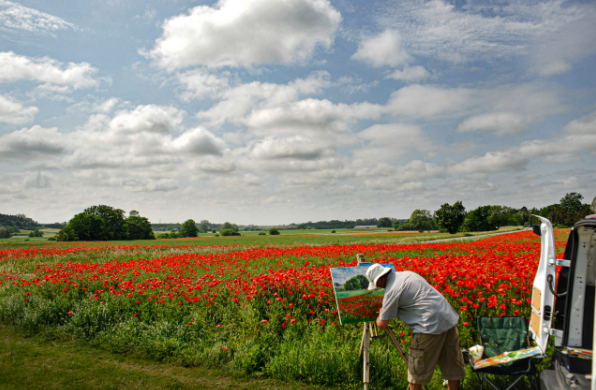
[393,192,592,234]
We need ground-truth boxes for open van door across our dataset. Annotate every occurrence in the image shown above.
[529,216,557,354]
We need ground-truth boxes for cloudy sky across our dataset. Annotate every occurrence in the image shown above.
[1,0,595,225]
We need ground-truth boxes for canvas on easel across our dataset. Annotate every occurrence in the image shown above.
[330,263,395,325]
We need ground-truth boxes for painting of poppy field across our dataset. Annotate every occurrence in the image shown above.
[330,264,394,324]
[0,229,569,389]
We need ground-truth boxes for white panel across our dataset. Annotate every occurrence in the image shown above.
[568,226,593,347]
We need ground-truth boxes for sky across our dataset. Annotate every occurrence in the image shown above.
[0,0,595,225]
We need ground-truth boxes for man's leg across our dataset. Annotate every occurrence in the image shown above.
[437,326,465,390]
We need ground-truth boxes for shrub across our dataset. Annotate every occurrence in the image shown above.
[215,234,220,237]
[47,237,56,241]
[331,230,336,233]
[157,233,170,239]
[269,228,280,235]
[221,229,240,237]
[258,232,266,235]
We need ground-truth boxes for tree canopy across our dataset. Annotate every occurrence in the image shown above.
[57,205,154,241]
[435,201,466,234]
[344,275,368,291]
[180,219,199,237]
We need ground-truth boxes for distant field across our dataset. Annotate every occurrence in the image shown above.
[0,227,523,249]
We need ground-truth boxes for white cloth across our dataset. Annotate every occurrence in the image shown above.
[380,270,459,334]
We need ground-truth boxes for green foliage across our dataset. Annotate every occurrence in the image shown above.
[0,213,41,231]
[47,237,56,241]
[258,232,266,236]
[180,219,199,238]
[58,206,155,241]
[125,215,155,240]
[560,192,584,214]
[377,217,392,228]
[83,205,126,240]
[221,229,240,237]
[56,225,79,241]
[331,230,336,233]
[269,228,280,236]
[0,227,10,239]
[28,228,43,238]
[344,274,368,291]
[408,209,434,232]
[66,213,104,240]
[220,222,238,232]
[462,206,498,232]
[435,201,466,234]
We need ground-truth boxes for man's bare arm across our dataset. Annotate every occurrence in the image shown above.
[376,311,389,329]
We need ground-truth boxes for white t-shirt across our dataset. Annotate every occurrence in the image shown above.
[380,270,459,334]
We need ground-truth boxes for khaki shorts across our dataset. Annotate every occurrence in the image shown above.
[407,326,466,384]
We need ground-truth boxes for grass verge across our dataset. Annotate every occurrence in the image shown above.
[0,324,327,390]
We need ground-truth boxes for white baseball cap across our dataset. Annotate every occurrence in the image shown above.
[366,263,391,290]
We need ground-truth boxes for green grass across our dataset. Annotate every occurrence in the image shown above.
[0,227,523,250]
[0,325,326,390]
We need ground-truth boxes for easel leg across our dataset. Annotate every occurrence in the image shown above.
[385,328,427,390]
[363,322,370,390]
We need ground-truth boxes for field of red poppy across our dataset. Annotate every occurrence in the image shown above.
[0,229,570,389]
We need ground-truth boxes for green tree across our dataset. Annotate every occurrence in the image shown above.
[435,201,466,234]
[409,209,433,232]
[83,205,126,240]
[27,228,43,238]
[198,220,210,233]
[560,192,584,214]
[125,215,155,240]
[67,213,104,240]
[344,275,369,291]
[56,225,78,241]
[221,222,238,232]
[0,227,9,238]
[462,206,497,232]
[221,228,240,236]
[269,228,280,235]
[377,217,393,228]
[180,219,199,237]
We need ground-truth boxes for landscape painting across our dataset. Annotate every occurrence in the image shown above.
[330,264,395,325]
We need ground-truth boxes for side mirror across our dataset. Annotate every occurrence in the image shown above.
[532,224,541,236]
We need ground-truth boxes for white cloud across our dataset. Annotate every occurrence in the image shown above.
[145,0,341,70]
[0,94,38,123]
[0,125,65,159]
[0,52,101,89]
[109,105,185,135]
[250,136,335,160]
[352,29,411,67]
[355,123,435,163]
[378,0,596,74]
[387,65,430,82]
[563,111,596,134]
[0,1,74,34]
[449,130,596,175]
[386,84,475,118]
[456,112,529,135]
[387,83,564,132]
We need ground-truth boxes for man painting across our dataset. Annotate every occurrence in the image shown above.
[366,263,466,390]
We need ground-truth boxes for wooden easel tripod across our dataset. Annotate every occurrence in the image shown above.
[359,322,427,390]
[355,254,426,390]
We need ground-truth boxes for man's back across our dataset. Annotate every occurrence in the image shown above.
[380,271,459,334]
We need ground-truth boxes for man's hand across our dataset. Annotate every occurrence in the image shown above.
[376,313,389,329]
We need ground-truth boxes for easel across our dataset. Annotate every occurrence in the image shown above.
[356,254,426,390]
